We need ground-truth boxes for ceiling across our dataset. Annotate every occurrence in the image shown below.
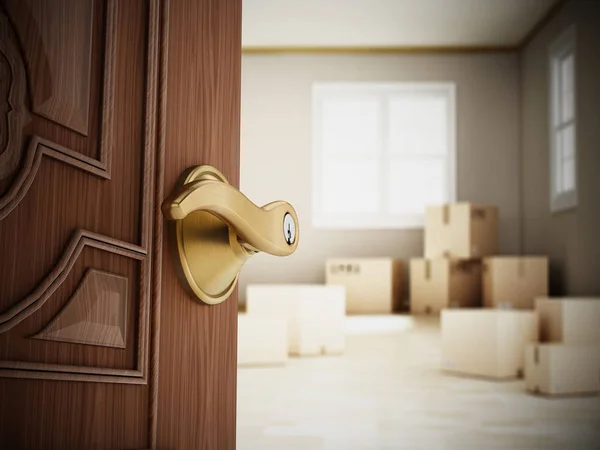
[242,0,561,48]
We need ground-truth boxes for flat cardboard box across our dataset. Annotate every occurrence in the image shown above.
[483,257,548,309]
[325,258,403,314]
[246,284,346,356]
[441,309,538,379]
[525,343,600,396]
[425,203,498,259]
[237,314,288,366]
[536,297,600,344]
[410,258,482,315]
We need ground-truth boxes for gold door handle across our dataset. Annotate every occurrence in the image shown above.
[161,165,299,305]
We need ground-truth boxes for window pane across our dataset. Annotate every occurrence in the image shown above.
[559,124,576,192]
[562,157,576,192]
[554,125,576,194]
[322,158,380,214]
[560,53,575,123]
[561,92,575,124]
[551,59,561,127]
[387,158,446,215]
[554,130,563,193]
[321,97,380,156]
[388,94,448,155]
[560,124,575,159]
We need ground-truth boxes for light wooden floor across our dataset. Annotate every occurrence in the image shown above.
[237,315,600,450]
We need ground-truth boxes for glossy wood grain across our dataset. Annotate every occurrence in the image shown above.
[156,0,241,448]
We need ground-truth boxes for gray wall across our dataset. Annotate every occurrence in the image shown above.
[239,52,521,303]
[520,0,600,296]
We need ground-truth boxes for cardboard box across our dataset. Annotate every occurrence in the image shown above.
[483,257,548,309]
[237,314,288,366]
[425,203,498,259]
[246,284,346,356]
[525,343,600,396]
[325,258,403,314]
[536,297,600,344]
[410,258,482,315]
[441,309,538,379]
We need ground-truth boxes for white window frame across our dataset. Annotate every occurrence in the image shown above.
[549,25,577,213]
[312,82,456,229]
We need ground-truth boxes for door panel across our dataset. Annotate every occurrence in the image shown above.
[0,0,149,379]
[0,0,154,447]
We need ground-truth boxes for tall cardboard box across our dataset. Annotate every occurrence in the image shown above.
[425,203,498,259]
[325,258,403,314]
[410,258,481,315]
[536,297,600,344]
[441,309,538,379]
[237,315,288,366]
[525,343,600,396]
[246,284,346,356]
[483,257,548,309]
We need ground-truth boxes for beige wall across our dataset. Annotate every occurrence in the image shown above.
[239,52,521,303]
[521,0,600,295]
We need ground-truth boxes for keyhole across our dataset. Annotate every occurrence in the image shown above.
[283,213,296,245]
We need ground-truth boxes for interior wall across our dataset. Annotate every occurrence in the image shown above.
[520,0,600,296]
[239,52,521,303]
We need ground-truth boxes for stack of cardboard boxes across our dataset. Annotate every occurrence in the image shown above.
[525,298,600,395]
[410,202,499,315]
[416,203,600,397]
[411,202,550,314]
[410,203,546,380]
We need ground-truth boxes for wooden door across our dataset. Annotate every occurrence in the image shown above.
[0,0,241,448]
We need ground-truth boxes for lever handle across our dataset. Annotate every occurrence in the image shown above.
[161,165,299,305]
[162,180,297,257]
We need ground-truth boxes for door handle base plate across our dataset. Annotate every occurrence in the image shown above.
[166,166,250,305]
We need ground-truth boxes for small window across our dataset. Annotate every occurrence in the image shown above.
[549,26,577,212]
[312,83,456,229]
